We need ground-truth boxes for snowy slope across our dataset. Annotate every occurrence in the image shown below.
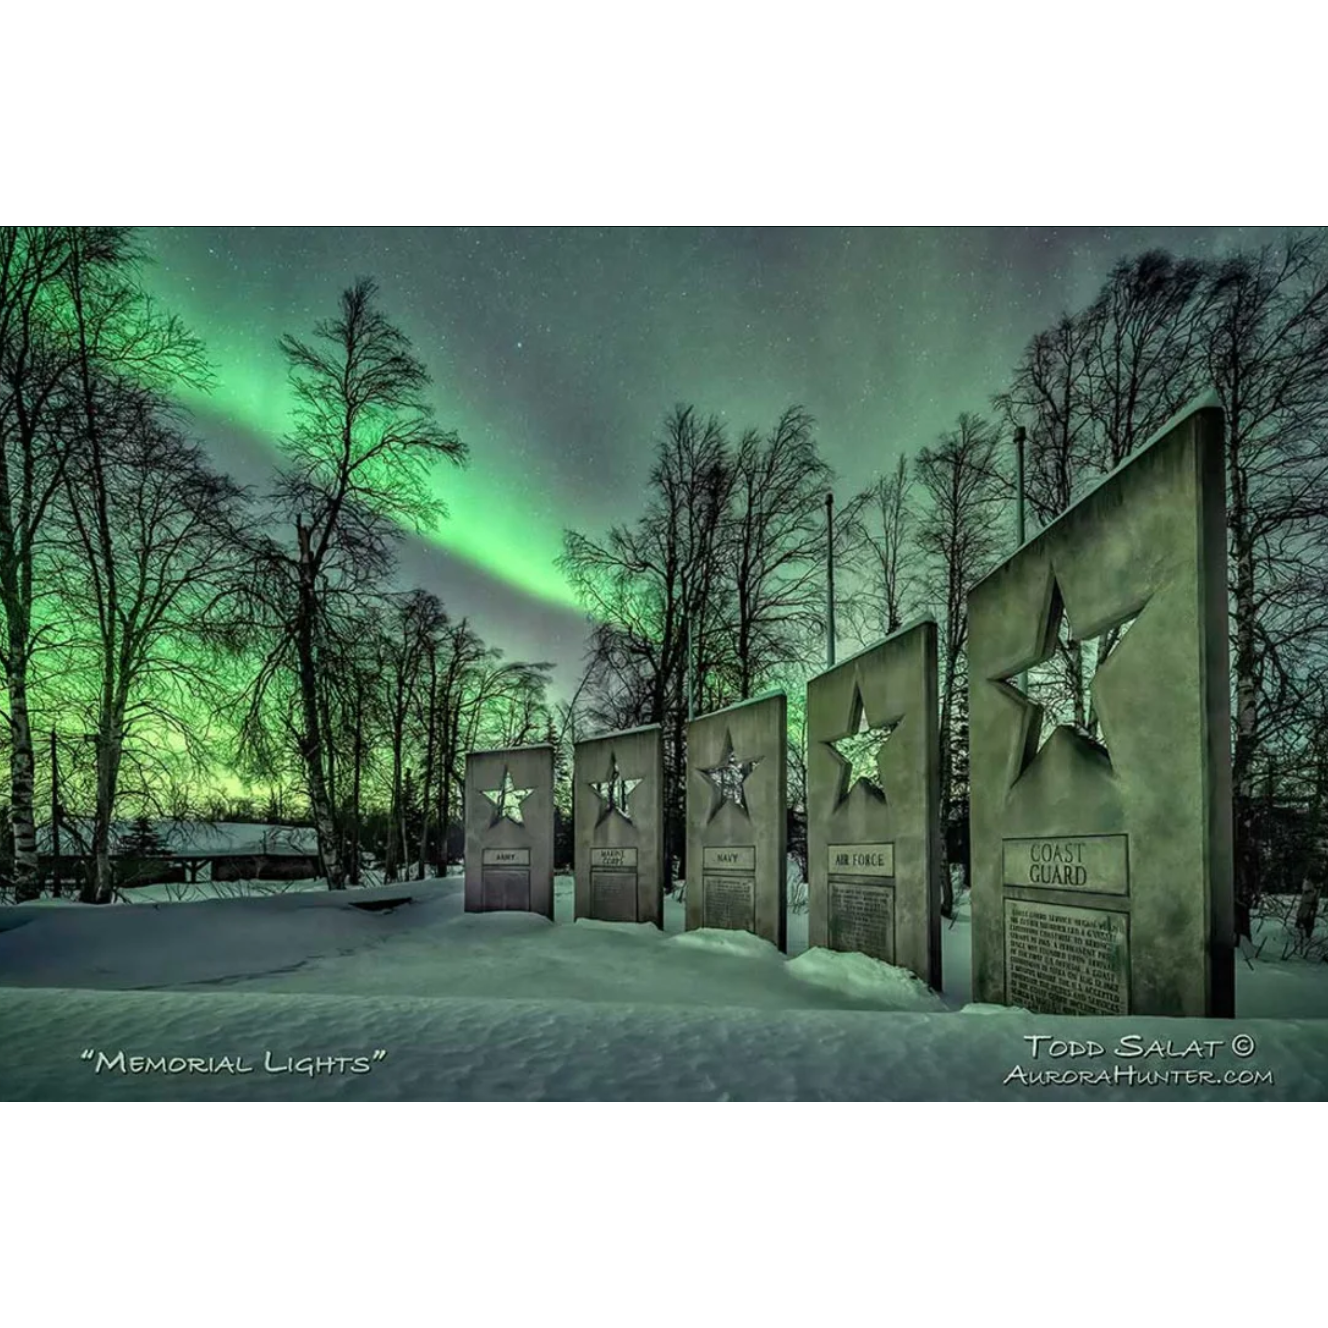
[1,874,1325,1100]
[4,986,1326,1101]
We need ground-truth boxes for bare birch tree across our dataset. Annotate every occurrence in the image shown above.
[1201,233,1328,936]
[843,454,918,645]
[560,405,733,885]
[717,406,834,699]
[0,226,210,900]
[914,413,1006,917]
[258,278,466,888]
[54,385,251,901]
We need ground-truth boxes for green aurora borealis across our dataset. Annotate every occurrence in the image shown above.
[139,239,585,611]
[137,225,1258,684]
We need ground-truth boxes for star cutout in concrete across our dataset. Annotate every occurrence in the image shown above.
[589,752,642,825]
[481,767,533,827]
[996,573,1138,771]
[699,731,761,821]
[826,683,901,806]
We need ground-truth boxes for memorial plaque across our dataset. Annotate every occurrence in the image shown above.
[482,868,532,912]
[829,881,896,963]
[703,845,756,872]
[591,872,639,922]
[807,622,941,986]
[591,847,638,869]
[483,847,531,868]
[701,873,756,932]
[1004,899,1129,1016]
[686,692,787,949]
[1002,835,1128,894]
[827,843,895,877]
[464,745,554,918]
[573,725,664,926]
[969,399,1234,1017]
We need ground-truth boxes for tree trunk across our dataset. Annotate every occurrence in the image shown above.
[440,704,462,875]
[385,739,403,883]
[1231,518,1259,941]
[439,763,453,876]
[937,656,956,920]
[295,520,343,888]
[87,730,124,904]
[1066,638,1087,731]
[8,648,40,903]
[1295,876,1321,941]
[737,588,753,701]
[418,664,438,880]
[83,808,112,905]
[84,668,133,903]
[668,680,687,892]
[319,680,340,874]
[349,682,363,886]
[49,730,62,897]
[400,767,412,885]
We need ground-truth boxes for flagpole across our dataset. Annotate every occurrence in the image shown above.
[825,491,836,669]
[1014,425,1028,693]
[686,619,695,719]
[1014,425,1027,549]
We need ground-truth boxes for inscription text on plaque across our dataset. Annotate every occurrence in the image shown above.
[829,881,896,963]
[702,875,756,931]
[1004,899,1129,1015]
[591,871,638,922]
[702,844,756,933]
[482,868,532,911]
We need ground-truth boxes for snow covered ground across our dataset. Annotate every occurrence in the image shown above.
[1,873,1325,1099]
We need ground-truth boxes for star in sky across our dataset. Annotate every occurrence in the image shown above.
[826,683,901,806]
[699,731,761,821]
[589,752,642,825]
[997,574,1138,769]
[481,767,534,826]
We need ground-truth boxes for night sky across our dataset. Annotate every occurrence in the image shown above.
[139,225,1261,692]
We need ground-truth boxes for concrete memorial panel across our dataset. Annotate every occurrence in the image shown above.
[968,398,1234,1017]
[807,620,941,987]
[464,745,555,918]
[686,691,787,949]
[573,724,664,927]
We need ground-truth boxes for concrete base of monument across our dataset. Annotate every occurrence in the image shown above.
[1,874,1326,1099]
